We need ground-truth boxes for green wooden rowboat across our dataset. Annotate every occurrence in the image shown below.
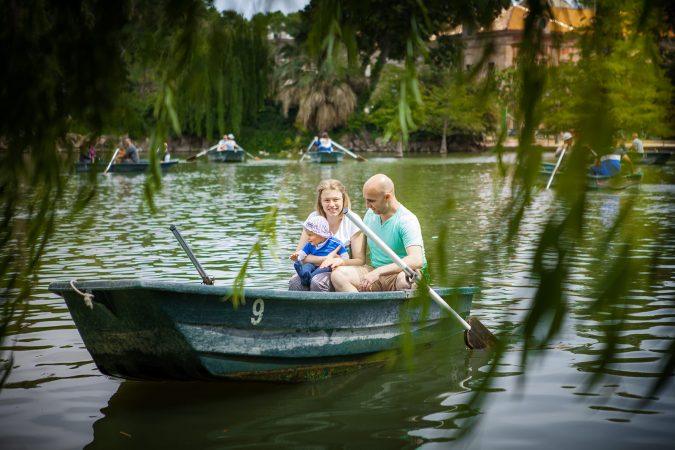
[540,163,642,190]
[207,149,245,163]
[627,151,671,165]
[310,151,343,164]
[48,279,475,382]
[75,160,179,173]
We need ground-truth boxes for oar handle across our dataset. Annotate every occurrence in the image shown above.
[546,148,566,190]
[170,224,214,285]
[104,148,120,174]
[300,140,314,162]
[332,142,357,158]
[343,208,471,330]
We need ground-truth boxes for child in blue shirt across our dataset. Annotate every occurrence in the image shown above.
[290,215,348,287]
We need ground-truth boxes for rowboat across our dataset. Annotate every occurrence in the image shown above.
[48,279,476,382]
[540,163,642,190]
[75,160,179,173]
[627,151,671,165]
[207,149,245,163]
[586,172,642,190]
[310,151,343,164]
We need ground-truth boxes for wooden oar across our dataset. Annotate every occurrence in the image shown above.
[332,142,367,162]
[103,148,120,174]
[299,140,314,162]
[546,148,566,190]
[239,147,261,160]
[343,208,497,350]
[169,224,214,285]
[186,145,217,162]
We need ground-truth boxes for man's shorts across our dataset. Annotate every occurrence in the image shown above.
[361,265,419,291]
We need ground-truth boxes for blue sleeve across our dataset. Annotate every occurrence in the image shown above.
[302,242,315,255]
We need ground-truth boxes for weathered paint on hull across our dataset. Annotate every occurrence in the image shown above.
[310,151,343,163]
[207,150,245,162]
[48,280,475,382]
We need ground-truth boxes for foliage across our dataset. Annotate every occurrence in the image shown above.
[240,102,299,153]
[490,0,675,409]
[273,34,359,132]
[420,68,497,140]
[302,0,511,140]
[0,0,270,386]
[364,64,422,142]
[539,37,673,138]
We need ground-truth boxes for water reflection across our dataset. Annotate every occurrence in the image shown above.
[86,340,482,449]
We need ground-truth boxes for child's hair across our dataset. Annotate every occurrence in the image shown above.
[315,179,351,217]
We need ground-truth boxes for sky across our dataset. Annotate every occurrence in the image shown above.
[214,0,309,18]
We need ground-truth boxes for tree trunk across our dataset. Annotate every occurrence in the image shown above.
[395,134,404,158]
[440,119,448,154]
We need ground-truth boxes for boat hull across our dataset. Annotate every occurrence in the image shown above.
[207,150,245,163]
[540,163,642,190]
[310,151,343,163]
[75,160,179,173]
[627,151,671,165]
[48,280,475,381]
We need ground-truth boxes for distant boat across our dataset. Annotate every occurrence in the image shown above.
[310,151,343,164]
[586,172,642,190]
[75,159,179,173]
[540,162,642,190]
[48,279,476,382]
[207,149,245,163]
[627,151,671,165]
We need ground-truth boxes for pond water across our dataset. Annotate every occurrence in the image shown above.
[1,154,674,449]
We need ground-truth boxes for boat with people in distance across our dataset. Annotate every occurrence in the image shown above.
[540,162,642,190]
[48,279,476,382]
[207,149,245,163]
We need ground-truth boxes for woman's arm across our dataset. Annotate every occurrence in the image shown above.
[319,231,366,268]
[343,231,365,266]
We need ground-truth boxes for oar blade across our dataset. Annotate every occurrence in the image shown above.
[464,316,497,350]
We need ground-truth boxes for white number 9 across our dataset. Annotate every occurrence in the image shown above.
[250,298,264,325]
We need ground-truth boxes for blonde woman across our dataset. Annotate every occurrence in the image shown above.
[289,179,365,291]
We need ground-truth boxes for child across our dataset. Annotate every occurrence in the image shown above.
[290,215,348,287]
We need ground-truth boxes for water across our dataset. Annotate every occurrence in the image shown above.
[1,154,674,449]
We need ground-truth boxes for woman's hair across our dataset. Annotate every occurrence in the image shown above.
[320,131,329,139]
[315,179,351,217]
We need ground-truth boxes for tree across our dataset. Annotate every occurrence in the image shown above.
[273,24,359,132]
[0,0,270,386]
[420,69,496,153]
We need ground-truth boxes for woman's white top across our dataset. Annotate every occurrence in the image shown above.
[306,211,361,250]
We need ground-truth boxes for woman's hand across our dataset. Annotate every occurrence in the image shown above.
[319,257,343,269]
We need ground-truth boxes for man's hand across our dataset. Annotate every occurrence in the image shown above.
[359,270,380,292]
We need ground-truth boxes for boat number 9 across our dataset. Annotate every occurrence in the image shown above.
[250,298,264,325]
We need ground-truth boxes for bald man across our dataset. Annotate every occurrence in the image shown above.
[331,174,426,292]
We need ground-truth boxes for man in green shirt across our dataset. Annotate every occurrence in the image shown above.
[331,174,426,291]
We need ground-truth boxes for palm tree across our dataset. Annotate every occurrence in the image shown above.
[273,40,358,131]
